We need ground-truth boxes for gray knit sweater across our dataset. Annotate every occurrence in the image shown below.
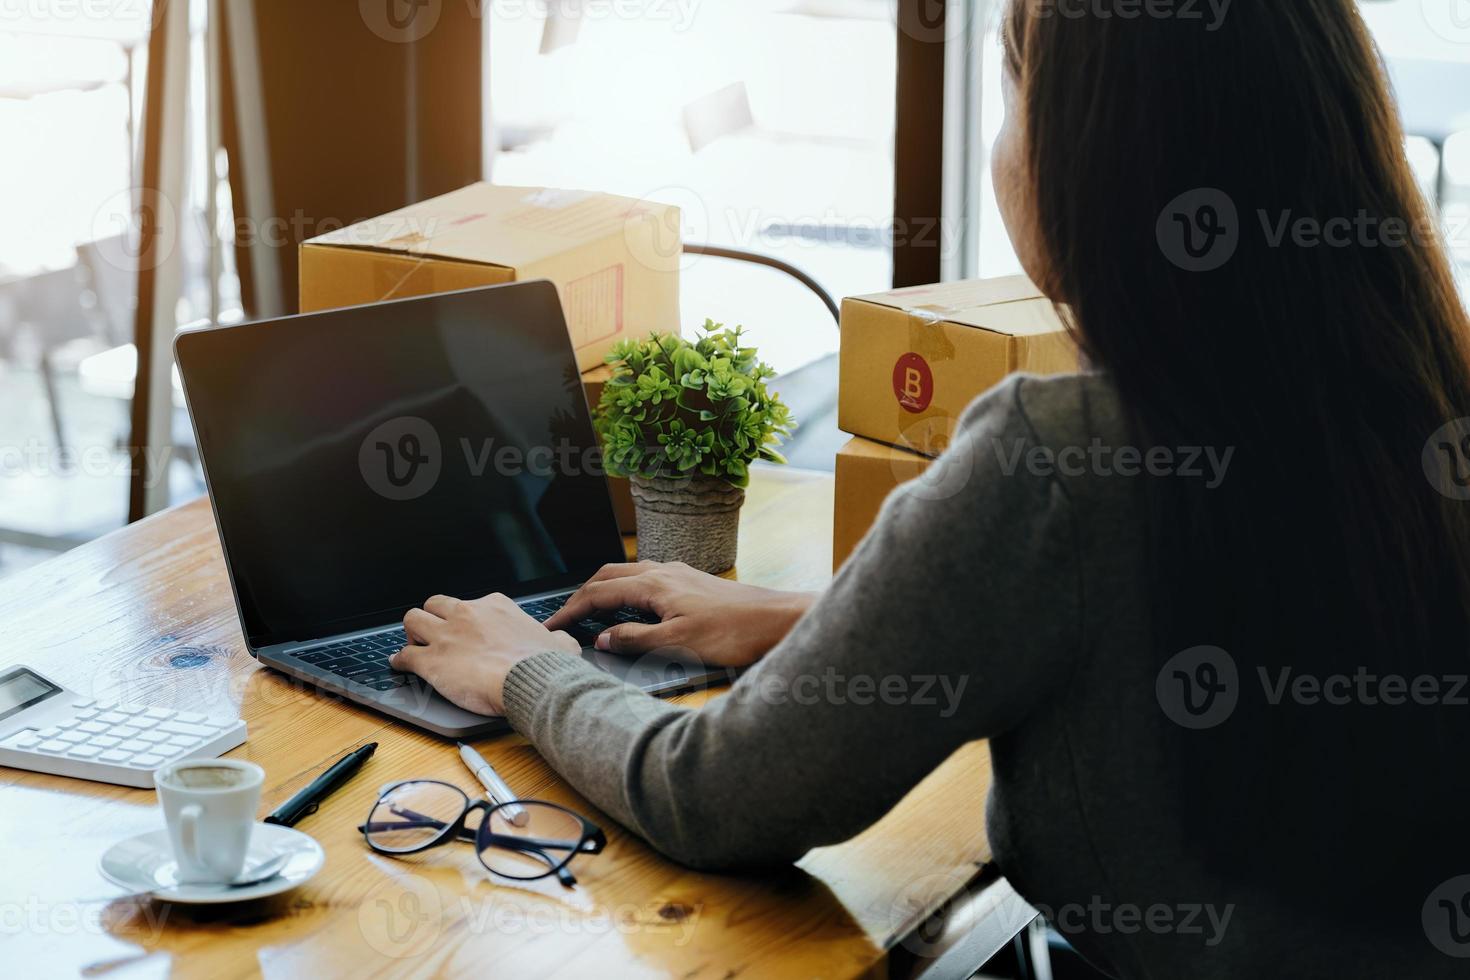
[502,373,1447,979]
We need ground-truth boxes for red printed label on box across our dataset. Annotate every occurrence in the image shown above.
[892,353,933,413]
[564,265,625,350]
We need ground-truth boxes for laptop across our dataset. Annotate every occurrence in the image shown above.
[175,280,734,738]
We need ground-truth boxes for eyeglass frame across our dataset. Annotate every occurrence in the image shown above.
[357,779,606,888]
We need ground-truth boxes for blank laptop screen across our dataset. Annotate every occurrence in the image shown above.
[176,282,627,649]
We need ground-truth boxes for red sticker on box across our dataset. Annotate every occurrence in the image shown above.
[892,353,934,413]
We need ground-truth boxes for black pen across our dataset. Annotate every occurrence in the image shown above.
[264,742,378,827]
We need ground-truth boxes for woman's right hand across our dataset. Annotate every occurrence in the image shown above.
[542,562,817,668]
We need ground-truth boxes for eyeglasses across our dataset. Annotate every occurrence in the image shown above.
[358,779,606,888]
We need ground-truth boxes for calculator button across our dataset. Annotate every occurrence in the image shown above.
[78,721,107,734]
[94,702,118,712]
[144,708,173,720]
[159,721,216,739]
[91,736,121,748]
[112,726,142,740]
[99,749,132,763]
[55,718,81,731]
[38,740,69,754]
[96,712,127,725]
[138,731,168,744]
[1,731,40,749]
[36,726,62,738]
[131,754,166,767]
[66,744,105,759]
[115,705,146,716]
[166,735,199,748]
[72,699,96,709]
[58,731,89,744]
[176,712,209,724]
[75,708,99,720]
[118,739,150,753]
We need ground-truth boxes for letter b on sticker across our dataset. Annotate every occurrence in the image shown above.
[892,353,934,414]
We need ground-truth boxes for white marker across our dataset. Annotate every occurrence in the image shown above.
[457,742,529,827]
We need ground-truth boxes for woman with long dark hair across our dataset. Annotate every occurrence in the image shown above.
[390,1,1470,974]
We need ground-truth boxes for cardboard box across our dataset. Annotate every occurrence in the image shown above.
[581,364,637,534]
[838,276,1076,457]
[300,183,682,371]
[833,436,935,571]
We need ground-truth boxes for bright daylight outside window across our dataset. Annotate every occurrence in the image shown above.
[488,0,897,379]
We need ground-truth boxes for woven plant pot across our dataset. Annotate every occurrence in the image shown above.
[630,474,746,574]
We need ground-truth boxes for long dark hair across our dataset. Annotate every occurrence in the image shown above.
[1005,0,1470,926]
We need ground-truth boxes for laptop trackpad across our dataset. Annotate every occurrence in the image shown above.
[582,648,708,695]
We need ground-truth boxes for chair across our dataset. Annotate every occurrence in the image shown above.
[76,235,139,347]
[0,265,93,453]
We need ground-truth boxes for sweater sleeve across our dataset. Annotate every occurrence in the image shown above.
[501,376,1083,870]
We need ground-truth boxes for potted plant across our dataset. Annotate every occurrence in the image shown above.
[595,323,795,574]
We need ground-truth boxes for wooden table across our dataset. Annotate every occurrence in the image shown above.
[0,467,1034,979]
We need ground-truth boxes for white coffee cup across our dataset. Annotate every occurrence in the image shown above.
[155,759,265,884]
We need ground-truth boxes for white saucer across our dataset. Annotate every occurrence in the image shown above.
[98,822,325,904]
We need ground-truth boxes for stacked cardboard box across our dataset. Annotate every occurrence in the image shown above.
[300,182,683,532]
[833,276,1076,569]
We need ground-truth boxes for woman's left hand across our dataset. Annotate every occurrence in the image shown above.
[389,593,581,716]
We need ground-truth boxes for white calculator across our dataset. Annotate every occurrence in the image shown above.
[0,665,248,789]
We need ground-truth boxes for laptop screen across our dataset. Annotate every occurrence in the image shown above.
[176,281,627,649]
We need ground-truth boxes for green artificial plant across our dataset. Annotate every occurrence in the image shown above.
[595,322,795,489]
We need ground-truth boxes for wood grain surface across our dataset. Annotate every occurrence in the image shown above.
[0,467,1004,979]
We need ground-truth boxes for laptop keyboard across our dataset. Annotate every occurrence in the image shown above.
[291,594,658,688]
